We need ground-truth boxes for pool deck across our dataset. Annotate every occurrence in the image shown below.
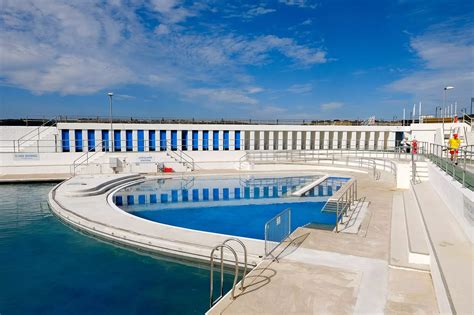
[46,167,450,314]
[208,172,439,314]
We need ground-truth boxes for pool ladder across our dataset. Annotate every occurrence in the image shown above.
[209,238,248,308]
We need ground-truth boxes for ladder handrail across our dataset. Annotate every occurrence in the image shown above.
[17,116,58,149]
[222,238,247,291]
[209,244,239,307]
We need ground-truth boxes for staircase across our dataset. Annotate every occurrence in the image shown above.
[15,117,58,153]
[390,188,430,271]
[409,161,429,183]
[165,149,195,171]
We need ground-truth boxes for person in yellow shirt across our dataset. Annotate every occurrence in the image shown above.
[448,134,461,165]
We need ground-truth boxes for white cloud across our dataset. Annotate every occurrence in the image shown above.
[385,22,473,107]
[320,102,343,111]
[0,0,329,108]
[245,6,276,18]
[279,0,319,9]
[154,24,171,35]
[184,88,259,105]
[287,83,313,94]
[149,0,194,24]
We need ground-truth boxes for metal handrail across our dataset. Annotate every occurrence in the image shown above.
[264,208,291,260]
[330,179,357,232]
[17,116,57,150]
[165,140,196,171]
[209,244,240,307]
[71,141,106,175]
[222,238,247,291]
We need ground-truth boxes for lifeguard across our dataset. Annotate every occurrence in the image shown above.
[448,134,461,165]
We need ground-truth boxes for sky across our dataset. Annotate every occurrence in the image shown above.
[0,0,473,120]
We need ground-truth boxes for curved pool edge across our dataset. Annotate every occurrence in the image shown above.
[47,173,265,267]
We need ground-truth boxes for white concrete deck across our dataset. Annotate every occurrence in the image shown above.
[49,173,267,266]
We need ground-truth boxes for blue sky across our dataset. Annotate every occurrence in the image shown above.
[0,0,473,120]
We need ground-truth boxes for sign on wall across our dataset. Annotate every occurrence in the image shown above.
[13,153,40,160]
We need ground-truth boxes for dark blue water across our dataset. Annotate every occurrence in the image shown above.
[0,183,231,315]
[131,202,335,239]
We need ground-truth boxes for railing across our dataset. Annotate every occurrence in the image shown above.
[165,140,196,171]
[321,179,357,233]
[1,114,403,126]
[70,141,106,175]
[264,208,291,261]
[418,142,474,189]
[240,150,397,180]
[16,116,57,152]
[209,238,248,307]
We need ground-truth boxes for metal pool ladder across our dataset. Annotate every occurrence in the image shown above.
[209,238,248,308]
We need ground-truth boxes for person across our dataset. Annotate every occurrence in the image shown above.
[448,133,461,165]
[401,136,410,153]
[411,136,418,154]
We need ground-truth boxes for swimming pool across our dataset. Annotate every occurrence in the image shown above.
[0,183,234,314]
[117,175,350,239]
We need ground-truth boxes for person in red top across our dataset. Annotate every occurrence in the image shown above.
[411,137,418,154]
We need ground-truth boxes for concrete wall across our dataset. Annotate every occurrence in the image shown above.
[427,162,474,243]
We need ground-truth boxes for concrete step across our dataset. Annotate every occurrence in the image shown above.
[412,182,473,314]
[402,189,430,265]
[389,192,430,271]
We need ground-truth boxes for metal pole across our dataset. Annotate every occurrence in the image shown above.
[108,92,114,152]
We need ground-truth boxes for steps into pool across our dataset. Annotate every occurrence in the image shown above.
[64,174,144,197]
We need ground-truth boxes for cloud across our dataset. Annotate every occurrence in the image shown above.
[385,21,473,107]
[115,94,136,100]
[154,24,171,35]
[184,88,259,105]
[0,0,329,109]
[245,5,276,18]
[279,0,319,9]
[287,83,313,94]
[320,102,343,111]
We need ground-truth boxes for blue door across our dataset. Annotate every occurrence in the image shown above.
[101,130,109,152]
[74,130,83,152]
[213,131,219,150]
[223,131,229,150]
[192,131,198,150]
[181,131,188,151]
[203,131,209,150]
[171,130,177,151]
[114,130,121,151]
[235,131,241,150]
[149,130,156,151]
[160,131,166,151]
[87,130,95,151]
[126,130,133,151]
[61,130,70,152]
[137,130,144,152]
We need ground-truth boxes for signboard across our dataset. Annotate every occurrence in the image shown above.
[137,156,153,163]
[13,153,40,160]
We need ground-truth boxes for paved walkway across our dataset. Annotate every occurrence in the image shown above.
[209,172,439,314]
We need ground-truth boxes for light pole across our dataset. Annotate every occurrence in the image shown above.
[443,86,454,132]
[108,92,114,152]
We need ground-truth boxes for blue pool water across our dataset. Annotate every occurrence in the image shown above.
[0,183,232,315]
[131,202,335,239]
[120,175,347,238]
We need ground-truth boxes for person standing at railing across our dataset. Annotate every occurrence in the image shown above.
[411,137,418,154]
[401,136,410,153]
[448,134,461,165]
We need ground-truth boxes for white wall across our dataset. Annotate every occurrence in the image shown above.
[427,163,474,243]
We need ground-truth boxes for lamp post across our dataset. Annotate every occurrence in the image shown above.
[108,92,114,152]
[443,86,454,132]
